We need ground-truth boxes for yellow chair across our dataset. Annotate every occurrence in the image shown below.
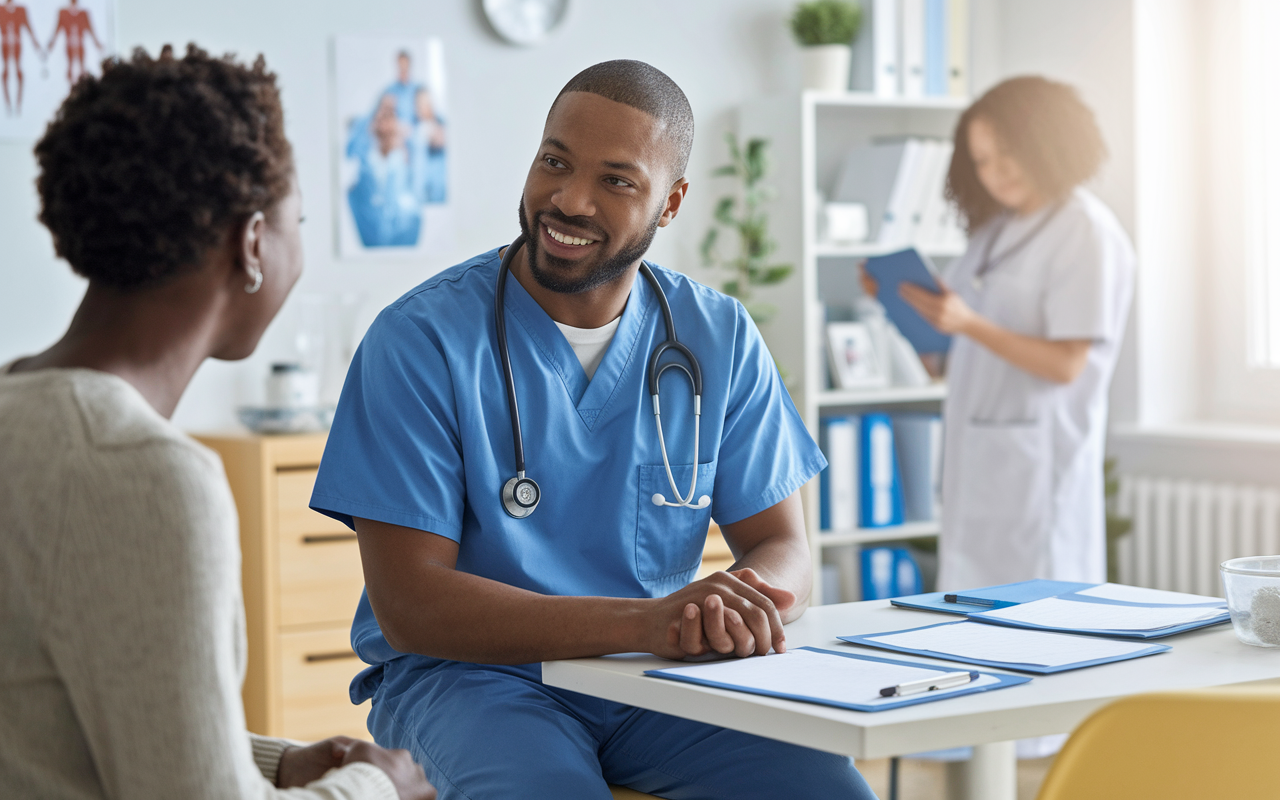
[1035,685,1280,800]
[609,786,660,799]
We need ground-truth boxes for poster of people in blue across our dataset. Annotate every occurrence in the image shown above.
[0,0,112,140]
[333,36,450,257]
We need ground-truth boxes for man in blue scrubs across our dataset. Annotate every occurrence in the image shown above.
[312,60,875,800]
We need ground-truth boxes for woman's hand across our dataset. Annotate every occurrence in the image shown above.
[342,740,437,800]
[279,737,437,800]
[899,280,978,335]
[277,737,354,787]
[858,263,879,298]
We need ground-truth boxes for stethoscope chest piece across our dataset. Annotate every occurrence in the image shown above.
[502,474,540,518]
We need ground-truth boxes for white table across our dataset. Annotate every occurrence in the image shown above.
[543,600,1280,800]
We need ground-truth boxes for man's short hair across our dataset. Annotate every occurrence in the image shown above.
[551,60,694,182]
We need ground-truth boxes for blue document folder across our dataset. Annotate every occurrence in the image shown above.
[864,249,952,354]
[890,579,1231,639]
[890,580,1095,614]
[840,622,1171,675]
[966,603,1232,640]
[644,646,1030,712]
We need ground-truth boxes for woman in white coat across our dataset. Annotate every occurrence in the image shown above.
[870,76,1136,592]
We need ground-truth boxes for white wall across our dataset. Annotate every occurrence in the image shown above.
[0,0,1140,433]
[0,0,815,430]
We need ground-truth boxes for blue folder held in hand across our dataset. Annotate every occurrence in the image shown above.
[864,249,952,354]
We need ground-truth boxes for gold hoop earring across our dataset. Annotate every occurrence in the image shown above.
[245,269,263,294]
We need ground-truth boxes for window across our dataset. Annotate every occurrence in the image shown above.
[1244,0,1280,367]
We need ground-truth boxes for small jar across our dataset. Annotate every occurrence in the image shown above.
[266,362,320,409]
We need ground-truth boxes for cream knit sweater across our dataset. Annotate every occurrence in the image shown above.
[0,366,399,800]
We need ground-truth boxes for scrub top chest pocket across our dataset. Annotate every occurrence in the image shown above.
[636,461,718,586]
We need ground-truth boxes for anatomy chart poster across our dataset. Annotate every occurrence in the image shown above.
[0,0,114,140]
[332,35,452,259]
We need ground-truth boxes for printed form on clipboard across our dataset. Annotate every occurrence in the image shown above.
[644,647,1029,712]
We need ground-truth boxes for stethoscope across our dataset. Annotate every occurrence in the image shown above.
[971,199,1067,291]
[494,233,710,519]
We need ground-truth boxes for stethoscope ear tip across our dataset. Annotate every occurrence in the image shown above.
[651,493,712,509]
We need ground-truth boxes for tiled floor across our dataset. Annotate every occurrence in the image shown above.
[856,756,1055,800]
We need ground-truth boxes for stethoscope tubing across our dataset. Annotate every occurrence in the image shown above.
[495,234,707,515]
[972,198,1068,289]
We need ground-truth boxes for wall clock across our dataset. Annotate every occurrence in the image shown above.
[482,0,569,46]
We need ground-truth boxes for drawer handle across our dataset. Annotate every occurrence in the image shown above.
[305,650,359,663]
[302,533,359,544]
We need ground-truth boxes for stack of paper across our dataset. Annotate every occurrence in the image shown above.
[841,621,1170,674]
[645,646,1029,712]
[1070,584,1226,606]
[972,597,1229,638]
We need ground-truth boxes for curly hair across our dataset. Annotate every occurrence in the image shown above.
[946,75,1107,233]
[34,44,294,290]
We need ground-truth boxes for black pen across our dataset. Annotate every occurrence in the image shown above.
[943,594,997,607]
[879,671,979,698]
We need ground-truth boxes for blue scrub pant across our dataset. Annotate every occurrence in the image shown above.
[366,659,877,800]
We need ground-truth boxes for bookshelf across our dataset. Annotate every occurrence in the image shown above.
[737,90,967,603]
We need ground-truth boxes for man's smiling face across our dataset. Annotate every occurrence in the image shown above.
[517,91,681,295]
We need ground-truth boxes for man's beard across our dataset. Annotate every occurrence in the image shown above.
[517,196,662,295]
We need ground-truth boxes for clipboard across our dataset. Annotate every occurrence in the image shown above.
[644,645,1030,712]
[890,579,1097,615]
[864,248,952,354]
[840,621,1171,675]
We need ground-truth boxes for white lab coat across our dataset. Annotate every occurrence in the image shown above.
[937,187,1135,592]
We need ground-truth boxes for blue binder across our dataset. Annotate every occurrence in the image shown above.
[865,249,952,354]
[862,547,924,600]
[859,413,904,528]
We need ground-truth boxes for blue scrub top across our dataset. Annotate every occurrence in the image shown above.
[311,247,825,673]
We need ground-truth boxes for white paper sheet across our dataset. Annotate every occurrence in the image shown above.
[866,621,1153,667]
[654,648,998,706]
[975,597,1224,632]
[1074,583,1226,606]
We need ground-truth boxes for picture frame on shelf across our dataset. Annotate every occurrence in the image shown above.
[826,322,889,390]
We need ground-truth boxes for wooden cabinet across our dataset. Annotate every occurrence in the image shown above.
[196,433,370,740]
[197,432,736,741]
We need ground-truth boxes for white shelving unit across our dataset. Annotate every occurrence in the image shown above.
[737,90,967,604]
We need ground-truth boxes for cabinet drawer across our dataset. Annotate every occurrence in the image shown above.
[279,627,371,741]
[276,470,365,628]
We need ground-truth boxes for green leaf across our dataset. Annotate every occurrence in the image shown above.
[758,265,794,285]
[712,164,738,178]
[700,227,719,265]
[722,280,742,298]
[713,196,736,225]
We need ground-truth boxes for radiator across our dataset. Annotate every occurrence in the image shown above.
[1116,477,1280,596]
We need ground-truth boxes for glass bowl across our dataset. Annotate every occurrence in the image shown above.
[1221,556,1280,647]
[237,405,335,435]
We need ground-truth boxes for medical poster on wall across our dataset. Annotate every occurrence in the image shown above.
[331,35,451,258]
[0,0,114,140]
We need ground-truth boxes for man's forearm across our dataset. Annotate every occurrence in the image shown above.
[369,561,654,664]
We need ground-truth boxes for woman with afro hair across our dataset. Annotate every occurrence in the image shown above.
[0,44,433,800]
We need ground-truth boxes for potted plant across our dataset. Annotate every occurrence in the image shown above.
[701,133,794,326]
[790,0,862,93]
